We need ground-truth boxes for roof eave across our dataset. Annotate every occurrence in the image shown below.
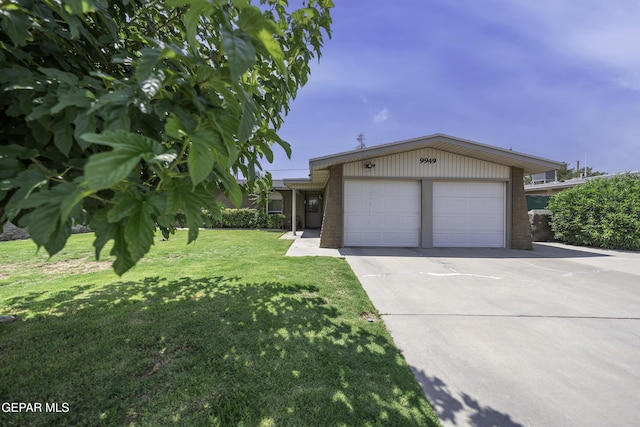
[309,133,563,176]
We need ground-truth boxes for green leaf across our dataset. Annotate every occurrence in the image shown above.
[184,4,207,52]
[231,0,250,8]
[124,197,157,263]
[260,143,274,163]
[165,115,187,139]
[238,7,284,71]
[0,158,25,181]
[44,218,73,256]
[238,94,257,144]
[50,89,94,114]
[2,166,48,220]
[238,6,265,36]
[265,128,291,158]
[38,68,79,86]
[63,0,96,15]
[17,182,84,256]
[82,131,163,189]
[59,180,93,221]
[257,28,285,68]
[53,121,74,157]
[84,151,143,190]
[107,190,143,223]
[166,178,219,243]
[135,48,162,82]
[18,204,60,249]
[221,28,256,81]
[215,165,243,208]
[90,209,115,260]
[1,9,32,47]
[188,131,218,186]
[146,192,167,218]
[110,221,136,276]
[73,112,97,151]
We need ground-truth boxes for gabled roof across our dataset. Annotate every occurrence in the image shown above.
[304,133,562,185]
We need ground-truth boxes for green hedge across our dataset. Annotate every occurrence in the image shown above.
[547,173,640,250]
[267,214,286,229]
[204,209,286,229]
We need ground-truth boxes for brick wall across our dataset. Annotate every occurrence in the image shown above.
[319,165,343,248]
[510,166,533,249]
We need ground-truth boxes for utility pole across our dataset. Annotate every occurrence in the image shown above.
[356,133,366,149]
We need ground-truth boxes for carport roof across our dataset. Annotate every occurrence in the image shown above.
[304,133,562,185]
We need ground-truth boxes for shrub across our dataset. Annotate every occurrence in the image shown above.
[267,214,286,229]
[547,173,640,250]
[220,209,258,228]
[204,208,257,228]
[201,209,286,230]
[254,210,268,229]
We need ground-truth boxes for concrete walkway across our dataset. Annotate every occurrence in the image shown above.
[282,229,343,257]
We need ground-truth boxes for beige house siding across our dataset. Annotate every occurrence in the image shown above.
[343,148,510,179]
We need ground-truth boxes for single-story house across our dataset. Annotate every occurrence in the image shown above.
[227,133,563,250]
[525,178,589,196]
[524,172,640,210]
[524,179,586,210]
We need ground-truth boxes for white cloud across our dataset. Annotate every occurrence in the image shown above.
[372,108,390,123]
[487,0,640,90]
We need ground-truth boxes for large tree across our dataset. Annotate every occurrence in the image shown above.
[0,0,333,274]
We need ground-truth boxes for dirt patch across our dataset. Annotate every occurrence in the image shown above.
[34,257,113,275]
[360,311,379,322]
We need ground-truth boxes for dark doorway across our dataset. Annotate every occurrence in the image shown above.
[305,193,323,229]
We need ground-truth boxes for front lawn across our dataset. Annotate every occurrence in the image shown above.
[0,230,439,426]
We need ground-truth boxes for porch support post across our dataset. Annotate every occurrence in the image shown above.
[291,189,297,236]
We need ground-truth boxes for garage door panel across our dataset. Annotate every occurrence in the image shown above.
[344,180,420,247]
[382,232,418,246]
[433,182,505,248]
[434,231,503,247]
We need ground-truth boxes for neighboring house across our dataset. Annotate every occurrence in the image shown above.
[524,172,640,210]
[216,179,315,231]
[223,133,562,249]
[525,177,589,196]
[524,178,587,210]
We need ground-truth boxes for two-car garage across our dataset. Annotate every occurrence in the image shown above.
[302,134,561,251]
[344,180,505,248]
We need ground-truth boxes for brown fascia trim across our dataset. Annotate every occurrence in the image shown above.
[308,133,563,173]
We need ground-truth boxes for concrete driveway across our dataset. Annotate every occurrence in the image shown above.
[342,243,640,427]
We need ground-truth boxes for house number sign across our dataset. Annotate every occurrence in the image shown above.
[419,157,437,164]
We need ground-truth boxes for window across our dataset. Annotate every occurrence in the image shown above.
[307,196,319,213]
[267,192,283,214]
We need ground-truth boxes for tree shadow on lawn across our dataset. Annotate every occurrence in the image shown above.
[1,276,438,426]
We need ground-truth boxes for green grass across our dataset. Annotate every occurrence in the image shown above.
[0,230,439,426]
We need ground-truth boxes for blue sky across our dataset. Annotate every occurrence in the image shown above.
[266,0,640,178]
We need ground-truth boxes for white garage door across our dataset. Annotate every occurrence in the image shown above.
[344,180,420,247]
[433,182,505,247]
